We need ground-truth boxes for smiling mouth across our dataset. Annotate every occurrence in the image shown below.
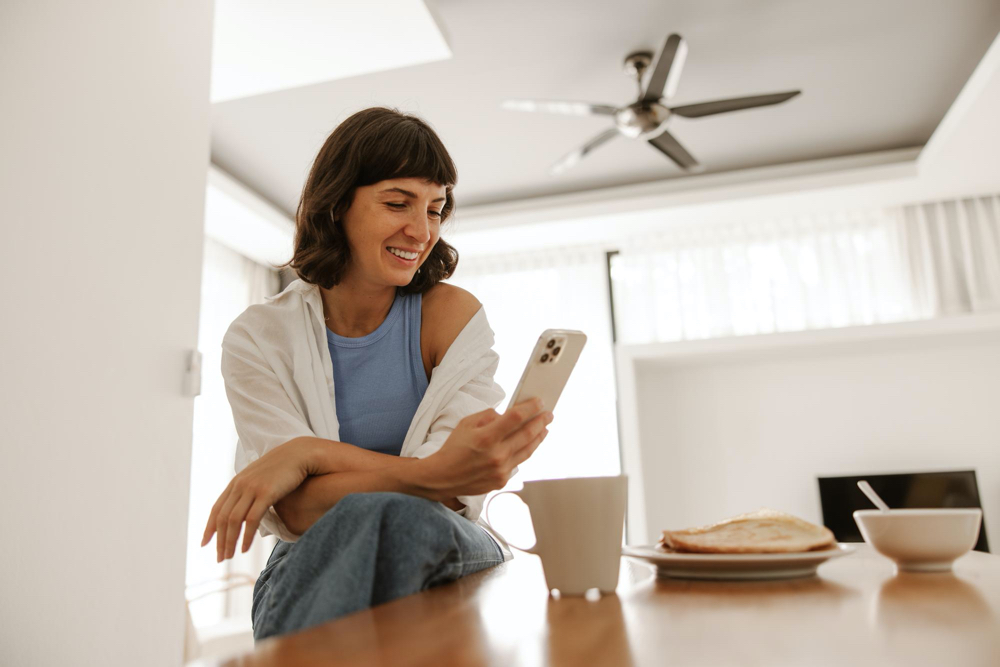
[385,247,419,264]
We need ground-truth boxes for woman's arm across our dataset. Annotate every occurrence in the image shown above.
[293,435,415,475]
[273,437,464,533]
[276,463,465,535]
[280,398,550,535]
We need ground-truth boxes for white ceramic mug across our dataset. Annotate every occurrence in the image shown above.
[485,475,627,595]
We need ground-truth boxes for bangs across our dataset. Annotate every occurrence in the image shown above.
[356,119,457,191]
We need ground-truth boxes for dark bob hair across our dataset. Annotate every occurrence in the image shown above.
[276,106,459,294]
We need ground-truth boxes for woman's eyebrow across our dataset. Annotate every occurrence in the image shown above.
[379,187,446,203]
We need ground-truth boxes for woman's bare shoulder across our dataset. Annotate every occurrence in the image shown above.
[423,283,483,367]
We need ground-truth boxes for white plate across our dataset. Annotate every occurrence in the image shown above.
[621,543,856,581]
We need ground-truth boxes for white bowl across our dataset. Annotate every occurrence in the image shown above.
[853,508,983,572]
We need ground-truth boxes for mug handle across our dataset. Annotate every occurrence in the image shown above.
[484,490,537,553]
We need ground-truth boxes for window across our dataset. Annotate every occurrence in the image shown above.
[610,210,919,344]
[186,236,280,629]
[609,194,1000,345]
[448,245,621,547]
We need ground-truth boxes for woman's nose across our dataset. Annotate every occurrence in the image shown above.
[406,214,432,243]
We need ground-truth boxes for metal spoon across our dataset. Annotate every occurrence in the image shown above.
[857,480,890,513]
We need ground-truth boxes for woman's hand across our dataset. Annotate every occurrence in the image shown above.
[420,397,554,499]
[201,439,316,562]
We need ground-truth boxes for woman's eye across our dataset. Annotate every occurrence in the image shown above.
[387,203,442,218]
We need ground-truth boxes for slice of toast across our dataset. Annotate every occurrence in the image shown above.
[657,509,836,554]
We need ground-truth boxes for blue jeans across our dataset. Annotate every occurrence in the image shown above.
[251,491,504,641]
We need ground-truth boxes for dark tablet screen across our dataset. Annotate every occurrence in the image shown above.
[817,470,989,553]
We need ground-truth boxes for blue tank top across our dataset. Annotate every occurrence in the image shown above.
[326,291,429,456]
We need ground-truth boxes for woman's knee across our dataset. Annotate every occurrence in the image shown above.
[340,491,439,516]
[288,493,454,580]
[311,492,443,533]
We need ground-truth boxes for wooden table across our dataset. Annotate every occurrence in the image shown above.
[201,545,1000,667]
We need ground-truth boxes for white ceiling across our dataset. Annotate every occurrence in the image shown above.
[210,0,1000,217]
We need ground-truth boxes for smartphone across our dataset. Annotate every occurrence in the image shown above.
[505,329,587,420]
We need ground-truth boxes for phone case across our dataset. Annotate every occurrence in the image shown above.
[506,329,587,418]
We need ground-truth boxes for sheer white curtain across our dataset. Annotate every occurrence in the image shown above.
[899,194,1000,317]
[447,244,620,548]
[186,237,280,629]
[611,193,1000,345]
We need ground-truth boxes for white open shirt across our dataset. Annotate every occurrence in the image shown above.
[221,278,516,561]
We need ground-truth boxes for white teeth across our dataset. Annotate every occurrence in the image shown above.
[387,247,418,260]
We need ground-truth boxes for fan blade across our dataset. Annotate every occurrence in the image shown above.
[648,129,698,170]
[501,99,618,116]
[670,91,800,118]
[642,34,688,103]
[549,128,620,175]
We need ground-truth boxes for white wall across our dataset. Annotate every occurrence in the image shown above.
[0,3,212,666]
[625,316,1000,548]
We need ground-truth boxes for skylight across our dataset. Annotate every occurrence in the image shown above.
[211,0,452,103]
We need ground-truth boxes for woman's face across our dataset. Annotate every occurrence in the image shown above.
[340,177,447,288]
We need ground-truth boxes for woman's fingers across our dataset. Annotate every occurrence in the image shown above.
[506,411,552,463]
[512,427,549,467]
[472,407,501,428]
[215,487,243,563]
[242,498,270,554]
[488,398,544,441]
[505,411,550,448]
[224,492,256,560]
[201,502,219,547]
[201,478,235,548]
[503,397,541,416]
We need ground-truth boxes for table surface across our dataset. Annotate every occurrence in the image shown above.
[203,544,1000,667]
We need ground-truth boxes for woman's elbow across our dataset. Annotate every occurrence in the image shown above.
[273,498,301,536]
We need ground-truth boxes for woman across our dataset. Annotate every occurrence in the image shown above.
[200,107,554,641]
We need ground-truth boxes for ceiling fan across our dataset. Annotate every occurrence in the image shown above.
[501,33,801,175]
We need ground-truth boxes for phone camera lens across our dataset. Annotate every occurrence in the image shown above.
[540,353,549,362]
[552,346,561,356]
[546,339,556,348]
